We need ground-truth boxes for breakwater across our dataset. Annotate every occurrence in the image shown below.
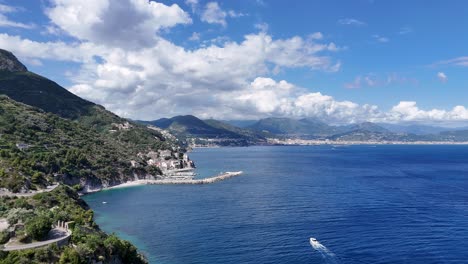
[151,171,243,185]
[105,171,244,191]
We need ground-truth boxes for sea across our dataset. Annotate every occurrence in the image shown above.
[83,145,468,264]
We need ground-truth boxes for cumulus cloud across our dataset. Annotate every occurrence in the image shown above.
[200,2,245,27]
[437,72,447,82]
[0,30,334,119]
[3,1,468,125]
[46,0,191,49]
[201,2,226,26]
[388,102,468,123]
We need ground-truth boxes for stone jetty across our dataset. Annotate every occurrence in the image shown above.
[106,171,244,191]
[150,171,243,185]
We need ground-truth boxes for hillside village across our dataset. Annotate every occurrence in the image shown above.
[135,149,195,174]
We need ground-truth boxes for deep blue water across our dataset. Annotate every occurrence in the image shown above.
[83,145,468,264]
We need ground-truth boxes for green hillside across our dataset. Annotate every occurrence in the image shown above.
[0,49,137,133]
[0,185,147,263]
[0,96,168,192]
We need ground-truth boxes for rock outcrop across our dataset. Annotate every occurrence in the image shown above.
[0,49,27,72]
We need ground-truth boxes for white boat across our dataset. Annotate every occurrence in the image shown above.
[310,237,319,247]
[102,201,107,204]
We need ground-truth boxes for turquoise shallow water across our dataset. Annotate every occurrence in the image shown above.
[84,145,468,263]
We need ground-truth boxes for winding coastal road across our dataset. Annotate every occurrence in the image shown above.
[0,184,59,197]
[2,228,71,251]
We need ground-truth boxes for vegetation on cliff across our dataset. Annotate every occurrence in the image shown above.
[0,96,170,192]
[0,185,147,263]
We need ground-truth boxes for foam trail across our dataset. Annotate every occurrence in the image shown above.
[310,238,339,263]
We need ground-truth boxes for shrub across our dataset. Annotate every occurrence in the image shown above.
[0,231,10,244]
[59,247,82,264]
[25,215,52,241]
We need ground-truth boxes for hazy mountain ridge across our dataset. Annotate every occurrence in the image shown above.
[139,115,267,146]
[148,115,468,144]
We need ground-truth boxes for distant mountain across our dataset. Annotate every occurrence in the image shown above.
[248,117,336,137]
[140,115,266,146]
[437,130,468,141]
[144,115,239,137]
[379,123,468,135]
[140,114,468,144]
[223,120,258,128]
[203,119,266,141]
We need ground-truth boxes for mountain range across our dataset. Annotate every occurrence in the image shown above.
[141,115,468,145]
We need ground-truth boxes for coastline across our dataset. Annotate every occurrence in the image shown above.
[266,139,468,146]
[80,171,243,195]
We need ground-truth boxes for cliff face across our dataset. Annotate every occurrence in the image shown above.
[0,49,27,72]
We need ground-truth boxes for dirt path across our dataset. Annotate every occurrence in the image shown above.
[0,184,59,197]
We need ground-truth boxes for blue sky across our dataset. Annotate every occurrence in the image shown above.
[1,0,468,124]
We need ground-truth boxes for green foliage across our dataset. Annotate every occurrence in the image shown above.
[104,234,146,263]
[0,245,61,264]
[0,231,10,244]
[0,96,169,192]
[59,247,83,264]
[0,186,148,263]
[25,215,52,241]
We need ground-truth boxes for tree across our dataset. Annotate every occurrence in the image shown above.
[25,215,52,241]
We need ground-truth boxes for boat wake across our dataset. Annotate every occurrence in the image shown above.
[309,237,339,263]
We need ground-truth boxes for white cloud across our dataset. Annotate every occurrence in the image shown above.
[201,2,227,26]
[46,0,191,49]
[4,2,468,125]
[398,26,412,35]
[388,102,468,123]
[0,33,101,63]
[0,4,16,13]
[227,10,246,18]
[345,73,417,89]
[437,72,448,82]
[189,32,200,41]
[1,30,335,119]
[185,0,198,12]
[200,2,245,27]
[337,18,366,26]
[254,22,268,32]
[435,57,468,67]
[373,35,389,43]
[308,32,323,40]
[0,4,34,29]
